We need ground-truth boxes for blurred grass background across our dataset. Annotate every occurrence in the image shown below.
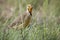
[0,0,60,40]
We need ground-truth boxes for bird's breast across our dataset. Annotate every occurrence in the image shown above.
[23,14,32,27]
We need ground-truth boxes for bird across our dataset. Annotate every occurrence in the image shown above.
[7,4,33,30]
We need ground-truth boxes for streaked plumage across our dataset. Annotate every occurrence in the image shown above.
[8,4,33,29]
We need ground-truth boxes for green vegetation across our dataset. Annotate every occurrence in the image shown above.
[0,0,60,40]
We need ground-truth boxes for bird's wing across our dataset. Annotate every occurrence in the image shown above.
[22,12,27,21]
[8,15,22,28]
[12,12,28,29]
[8,12,27,28]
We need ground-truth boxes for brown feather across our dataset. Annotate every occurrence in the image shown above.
[8,4,33,29]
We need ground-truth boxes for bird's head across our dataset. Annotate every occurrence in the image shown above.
[27,4,33,15]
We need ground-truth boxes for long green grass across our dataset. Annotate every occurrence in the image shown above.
[0,0,60,40]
